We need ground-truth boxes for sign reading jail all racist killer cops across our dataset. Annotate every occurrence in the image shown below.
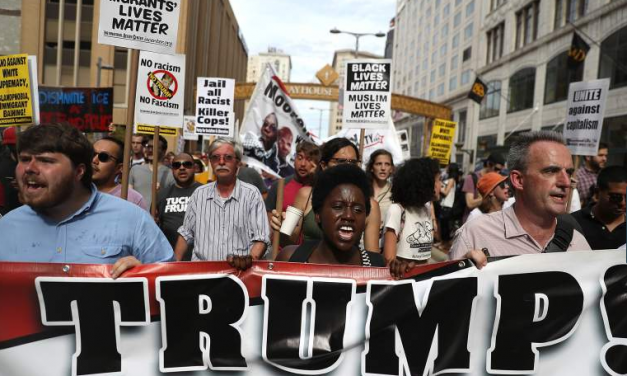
[98,0,181,54]
[342,59,392,129]
[135,51,185,129]
[0,54,33,126]
[195,77,235,137]
[563,79,610,156]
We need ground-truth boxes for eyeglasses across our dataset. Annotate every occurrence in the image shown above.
[608,193,626,204]
[210,154,237,163]
[172,161,194,169]
[329,157,360,165]
[498,181,508,189]
[96,152,118,163]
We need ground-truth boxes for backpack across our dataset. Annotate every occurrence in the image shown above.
[451,172,478,219]
[544,214,583,252]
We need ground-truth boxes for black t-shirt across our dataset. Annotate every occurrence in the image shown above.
[157,182,202,259]
[571,205,626,250]
[0,152,19,215]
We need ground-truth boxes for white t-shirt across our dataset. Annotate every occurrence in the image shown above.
[384,203,432,261]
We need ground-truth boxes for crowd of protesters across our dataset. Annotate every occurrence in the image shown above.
[0,123,624,278]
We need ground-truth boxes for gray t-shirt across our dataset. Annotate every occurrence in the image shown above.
[129,164,175,207]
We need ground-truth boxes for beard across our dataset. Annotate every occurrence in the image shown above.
[19,173,76,214]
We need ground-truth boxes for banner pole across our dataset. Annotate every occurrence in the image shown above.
[567,156,581,213]
[151,126,161,218]
[121,49,139,200]
[358,128,366,163]
[422,118,431,157]
[271,178,285,260]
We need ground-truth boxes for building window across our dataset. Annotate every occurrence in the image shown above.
[486,22,505,64]
[431,70,436,83]
[466,0,475,16]
[480,81,502,119]
[555,0,588,29]
[491,0,507,11]
[454,12,462,27]
[449,76,458,91]
[422,76,427,87]
[544,51,584,104]
[457,109,467,144]
[456,0,463,6]
[464,22,474,41]
[442,23,449,37]
[508,67,536,112]
[444,3,450,17]
[515,1,539,49]
[433,31,438,45]
[429,88,435,100]
[440,44,447,57]
[462,47,472,61]
[452,33,460,48]
[461,69,471,85]
[599,25,627,89]
[439,63,446,77]
[432,51,437,64]
[451,55,459,69]
[423,58,428,70]
[438,83,445,96]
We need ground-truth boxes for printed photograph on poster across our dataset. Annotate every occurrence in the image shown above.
[135,51,185,128]
[563,79,610,156]
[97,0,181,54]
[183,116,198,141]
[0,54,33,126]
[342,59,392,129]
[38,87,113,132]
[240,63,312,178]
[195,77,234,137]
[331,119,404,166]
[427,119,457,166]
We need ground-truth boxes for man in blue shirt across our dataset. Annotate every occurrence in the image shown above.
[0,123,173,278]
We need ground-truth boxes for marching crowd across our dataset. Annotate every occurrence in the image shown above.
[0,123,624,278]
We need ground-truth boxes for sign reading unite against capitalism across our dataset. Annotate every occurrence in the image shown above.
[563,79,610,156]
[342,59,392,129]
[1,251,627,376]
[98,0,181,54]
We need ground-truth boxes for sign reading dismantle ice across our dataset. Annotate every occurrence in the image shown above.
[563,79,610,156]
[98,0,181,54]
[342,59,392,129]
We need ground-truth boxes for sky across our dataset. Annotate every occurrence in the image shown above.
[230,0,396,138]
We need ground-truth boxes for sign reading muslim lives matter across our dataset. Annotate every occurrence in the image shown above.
[195,77,235,137]
[0,54,33,126]
[427,118,457,165]
[38,87,113,132]
[563,78,610,156]
[97,0,181,54]
[342,59,392,129]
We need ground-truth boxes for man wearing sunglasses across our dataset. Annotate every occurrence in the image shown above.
[92,137,147,210]
[156,153,201,260]
[572,166,626,250]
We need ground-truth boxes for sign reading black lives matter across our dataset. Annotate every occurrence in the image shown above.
[195,77,235,137]
[135,51,185,129]
[342,59,392,129]
[563,79,610,156]
[98,0,181,54]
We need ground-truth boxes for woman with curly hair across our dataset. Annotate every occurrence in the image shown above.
[383,157,441,269]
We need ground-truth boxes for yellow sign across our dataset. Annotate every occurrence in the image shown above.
[0,54,33,126]
[136,124,179,136]
[316,64,339,87]
[427,119,457,166]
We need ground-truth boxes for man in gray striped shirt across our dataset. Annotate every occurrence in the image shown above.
[174,139,270,261]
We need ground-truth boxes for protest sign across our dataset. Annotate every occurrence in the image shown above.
[135,51,185,128]
[183,115,198,140]
[240,63,312,178]
[0,54,33,126]
[330,119,404,166]
[342,59,392,129]
[195,77,235,137]
[97,0,181,54]
[563,79,610,156]
[135,124,178,136]
[38,87,113,132]
[397,129,411,159]
[427,119,457,165]
[0,251,625,376]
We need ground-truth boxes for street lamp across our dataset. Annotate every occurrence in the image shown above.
[310,107,331,137]
[329,27,386,56]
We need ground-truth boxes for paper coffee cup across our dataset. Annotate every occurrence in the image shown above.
[280,206,304,235]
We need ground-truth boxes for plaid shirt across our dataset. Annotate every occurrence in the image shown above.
[575,167,597,204]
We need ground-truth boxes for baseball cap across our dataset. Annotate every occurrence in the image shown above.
[1,127,16,145]
[477,172,507,197]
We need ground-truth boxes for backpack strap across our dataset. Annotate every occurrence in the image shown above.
[544,214,582,252]
[288,240,319,263]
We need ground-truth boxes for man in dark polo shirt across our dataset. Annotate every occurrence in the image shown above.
[572,166,626,250]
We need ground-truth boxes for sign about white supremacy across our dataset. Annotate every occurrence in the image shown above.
[342,59,392,129]
[195,77,235,137]
[135,51,185,128]
[563,78,610,156]
[98,0,181,54]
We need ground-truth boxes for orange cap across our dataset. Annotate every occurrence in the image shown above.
[477,172,507,197]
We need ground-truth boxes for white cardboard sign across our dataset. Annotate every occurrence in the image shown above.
[183,116,198,141]
[195,77,235,137]
[342,59,392,129]
[563,79,610,156]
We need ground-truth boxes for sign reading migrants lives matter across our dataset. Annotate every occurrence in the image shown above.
[342,59,392,129]
[195,77,235,137]
[563,79,610,156]
[183,115,198,141]
[97,0,181,54]
[0,54,33,126]
[135,51,185,129]
[427,119,457,166]
[240,63,312,178]
[38,87,113,132]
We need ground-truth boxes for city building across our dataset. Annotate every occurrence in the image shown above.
[18,0,248,126]
[246,46,291,83]
[328,49,383,136]
[392,0,484,168]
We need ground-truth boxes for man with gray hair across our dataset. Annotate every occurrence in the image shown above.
[175,138,270,263]
[449,131,590,267]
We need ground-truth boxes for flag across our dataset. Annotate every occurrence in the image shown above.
[567,32,590,69]
[467,77,487,104]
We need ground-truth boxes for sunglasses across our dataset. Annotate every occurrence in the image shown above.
[96,152,118,163]
[329,157,360,165]
[498,181,508,189]
[172,161,194,169]
[608,193,626,204]
[210,154,236,163]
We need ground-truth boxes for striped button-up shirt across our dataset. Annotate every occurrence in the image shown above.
[178,179,270,261]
